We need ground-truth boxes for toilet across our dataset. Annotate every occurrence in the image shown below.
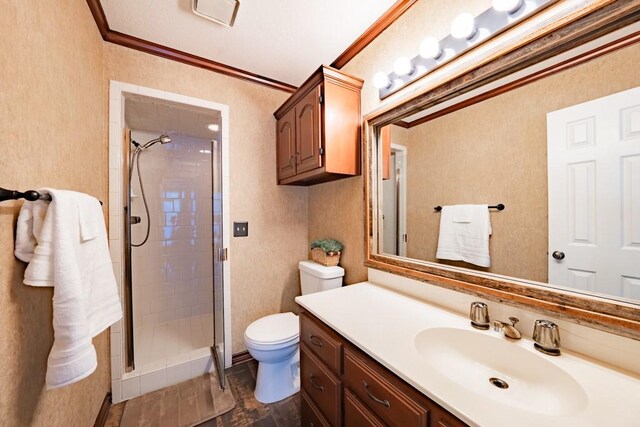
[244,260,345,403]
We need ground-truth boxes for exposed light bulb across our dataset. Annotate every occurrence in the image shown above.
[207,123,219,132]
[373,72,391,89]
[393,57,414,76]
[419,37,442,59]
[492,0,524,13]
[451,13,477,40]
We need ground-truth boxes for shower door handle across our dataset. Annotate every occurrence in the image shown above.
[131,216,141,225]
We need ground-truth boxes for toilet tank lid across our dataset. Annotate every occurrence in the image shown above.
[299,260,345,279]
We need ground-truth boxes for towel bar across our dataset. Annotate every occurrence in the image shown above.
[0,187,103,205]
[434,203,505,212]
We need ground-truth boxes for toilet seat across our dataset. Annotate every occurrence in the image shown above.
[245,312,299,347]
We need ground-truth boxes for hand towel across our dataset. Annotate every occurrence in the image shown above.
[14,189,122,389]
[436,204,492,267]
[15,198,49,263]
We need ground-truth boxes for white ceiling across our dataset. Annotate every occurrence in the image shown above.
[101,0,397,86]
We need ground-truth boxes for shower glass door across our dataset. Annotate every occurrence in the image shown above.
[211,138,226,389]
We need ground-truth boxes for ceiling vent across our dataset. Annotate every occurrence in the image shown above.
[192,0,240,27]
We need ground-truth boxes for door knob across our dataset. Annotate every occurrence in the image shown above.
[552,251,565,260]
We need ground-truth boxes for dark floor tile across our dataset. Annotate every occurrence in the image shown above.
[109,359,301,427]
[270,394,300,427]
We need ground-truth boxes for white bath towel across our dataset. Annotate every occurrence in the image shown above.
[436,204,492,267]
[14,189,122,389]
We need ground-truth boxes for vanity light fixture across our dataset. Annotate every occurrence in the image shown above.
[492,0,524,14]
[373,0,555,99]
[451,13,477,40]
[207,123,220,132]
[419,37,443,60]
[393,57,414,76]
[373,72,392,89]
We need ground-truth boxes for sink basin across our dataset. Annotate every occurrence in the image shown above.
[414,327,588,416]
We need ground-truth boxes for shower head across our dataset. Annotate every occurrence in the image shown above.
[140,134,172,150]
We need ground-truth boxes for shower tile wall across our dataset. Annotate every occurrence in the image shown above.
[130,130,213,365]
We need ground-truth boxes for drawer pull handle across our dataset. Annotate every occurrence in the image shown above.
[310,375,324,392]
[308,335,324,348]
[362,381,390,408]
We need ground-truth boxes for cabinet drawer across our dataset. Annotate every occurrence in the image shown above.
[300,312,342,375]
[301,390,331,427]
[344,348,428,427]
[301,345,341,426]
[344,388,385,427]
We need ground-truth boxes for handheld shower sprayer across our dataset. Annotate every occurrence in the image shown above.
[129,134,173,246]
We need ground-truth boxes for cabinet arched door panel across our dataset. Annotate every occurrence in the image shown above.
[276,107,296,180]
[296,86,323,174]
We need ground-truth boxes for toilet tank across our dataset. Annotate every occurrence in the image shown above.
[299,261,345,295]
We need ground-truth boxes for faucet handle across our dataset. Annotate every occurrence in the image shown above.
[470,302,490,330]
[533,319,561,356]
[508,316,519,326]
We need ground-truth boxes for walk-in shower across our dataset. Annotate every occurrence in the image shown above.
[119,94,227,393]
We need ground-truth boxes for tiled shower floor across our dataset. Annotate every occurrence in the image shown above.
[133,313,214,372]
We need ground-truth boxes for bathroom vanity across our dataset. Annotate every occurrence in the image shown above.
[296,282,640,427]
[300,309,465,427]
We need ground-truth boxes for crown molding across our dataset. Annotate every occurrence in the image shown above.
[86,0,298,93]
[331,0,419,69]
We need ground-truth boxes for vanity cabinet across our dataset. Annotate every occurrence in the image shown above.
[274,66,363,186]
[300,310,468,427]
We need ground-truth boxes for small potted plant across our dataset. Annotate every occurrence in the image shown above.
[310,239,344,267]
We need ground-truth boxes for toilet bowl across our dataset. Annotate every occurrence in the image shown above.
[244,261,344,403]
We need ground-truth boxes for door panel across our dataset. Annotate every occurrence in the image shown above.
[547,86,640,299]
[277,108,296,180]
[212,138,226,388]
[296,86,322,174]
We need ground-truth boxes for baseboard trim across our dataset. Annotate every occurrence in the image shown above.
[231,351,254,366]
[93,392,112,427]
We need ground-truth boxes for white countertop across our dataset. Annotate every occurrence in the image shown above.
[295,282,640,427]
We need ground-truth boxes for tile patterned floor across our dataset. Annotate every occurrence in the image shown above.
[105,360,300,427]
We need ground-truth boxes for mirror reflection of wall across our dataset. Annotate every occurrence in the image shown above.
[378,40,640,302]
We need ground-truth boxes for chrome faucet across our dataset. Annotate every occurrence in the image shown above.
[533,319,561,356]
[493,317,522,340]
[469,302,490,330]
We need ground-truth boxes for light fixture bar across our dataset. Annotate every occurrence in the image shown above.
[376,0,556,99]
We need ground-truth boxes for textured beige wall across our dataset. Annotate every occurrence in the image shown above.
[308,0,492,284]
[104,45,309,354]
[397,42,640,282]
[0,1,109,426]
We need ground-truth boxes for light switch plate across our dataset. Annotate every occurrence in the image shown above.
[233,221,248,237]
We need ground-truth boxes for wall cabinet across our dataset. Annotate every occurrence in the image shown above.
[299,310,468,427]
[274,66,363,185]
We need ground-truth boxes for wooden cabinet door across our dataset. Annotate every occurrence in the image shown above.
[276,107,296,180]
[296,85,323,174]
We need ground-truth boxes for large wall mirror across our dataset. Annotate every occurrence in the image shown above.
[365,1,640,340]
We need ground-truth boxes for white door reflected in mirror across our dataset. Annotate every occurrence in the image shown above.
[547,86,640,299]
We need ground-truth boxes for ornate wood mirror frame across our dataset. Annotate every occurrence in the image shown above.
[364,0,640,340]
